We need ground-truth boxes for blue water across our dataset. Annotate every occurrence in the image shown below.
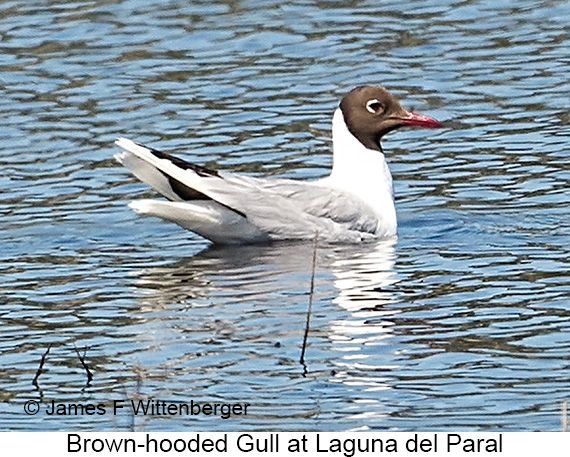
[1,0,569,431]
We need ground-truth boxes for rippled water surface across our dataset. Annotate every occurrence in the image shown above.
[1,0,569,431]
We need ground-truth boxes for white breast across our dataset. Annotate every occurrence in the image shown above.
[320,108,397,237]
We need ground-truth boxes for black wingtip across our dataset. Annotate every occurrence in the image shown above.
[142,142,220,178]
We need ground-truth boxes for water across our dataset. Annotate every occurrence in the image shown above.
[1,0,569,431]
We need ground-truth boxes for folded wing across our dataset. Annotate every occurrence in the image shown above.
[114,138,380,244]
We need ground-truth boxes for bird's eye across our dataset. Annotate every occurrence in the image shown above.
[366,99,384,114]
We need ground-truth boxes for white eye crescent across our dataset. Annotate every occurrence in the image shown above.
[366,99,384,114]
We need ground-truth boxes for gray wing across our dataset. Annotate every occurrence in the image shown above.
[115,138,380,242]
[201,174,381,241]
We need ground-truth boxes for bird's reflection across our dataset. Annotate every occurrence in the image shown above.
[129,238,400,387]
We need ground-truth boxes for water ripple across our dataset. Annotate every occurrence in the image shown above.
[1,0,569,432]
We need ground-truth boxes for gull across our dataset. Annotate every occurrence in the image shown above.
[115,86,442,244]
